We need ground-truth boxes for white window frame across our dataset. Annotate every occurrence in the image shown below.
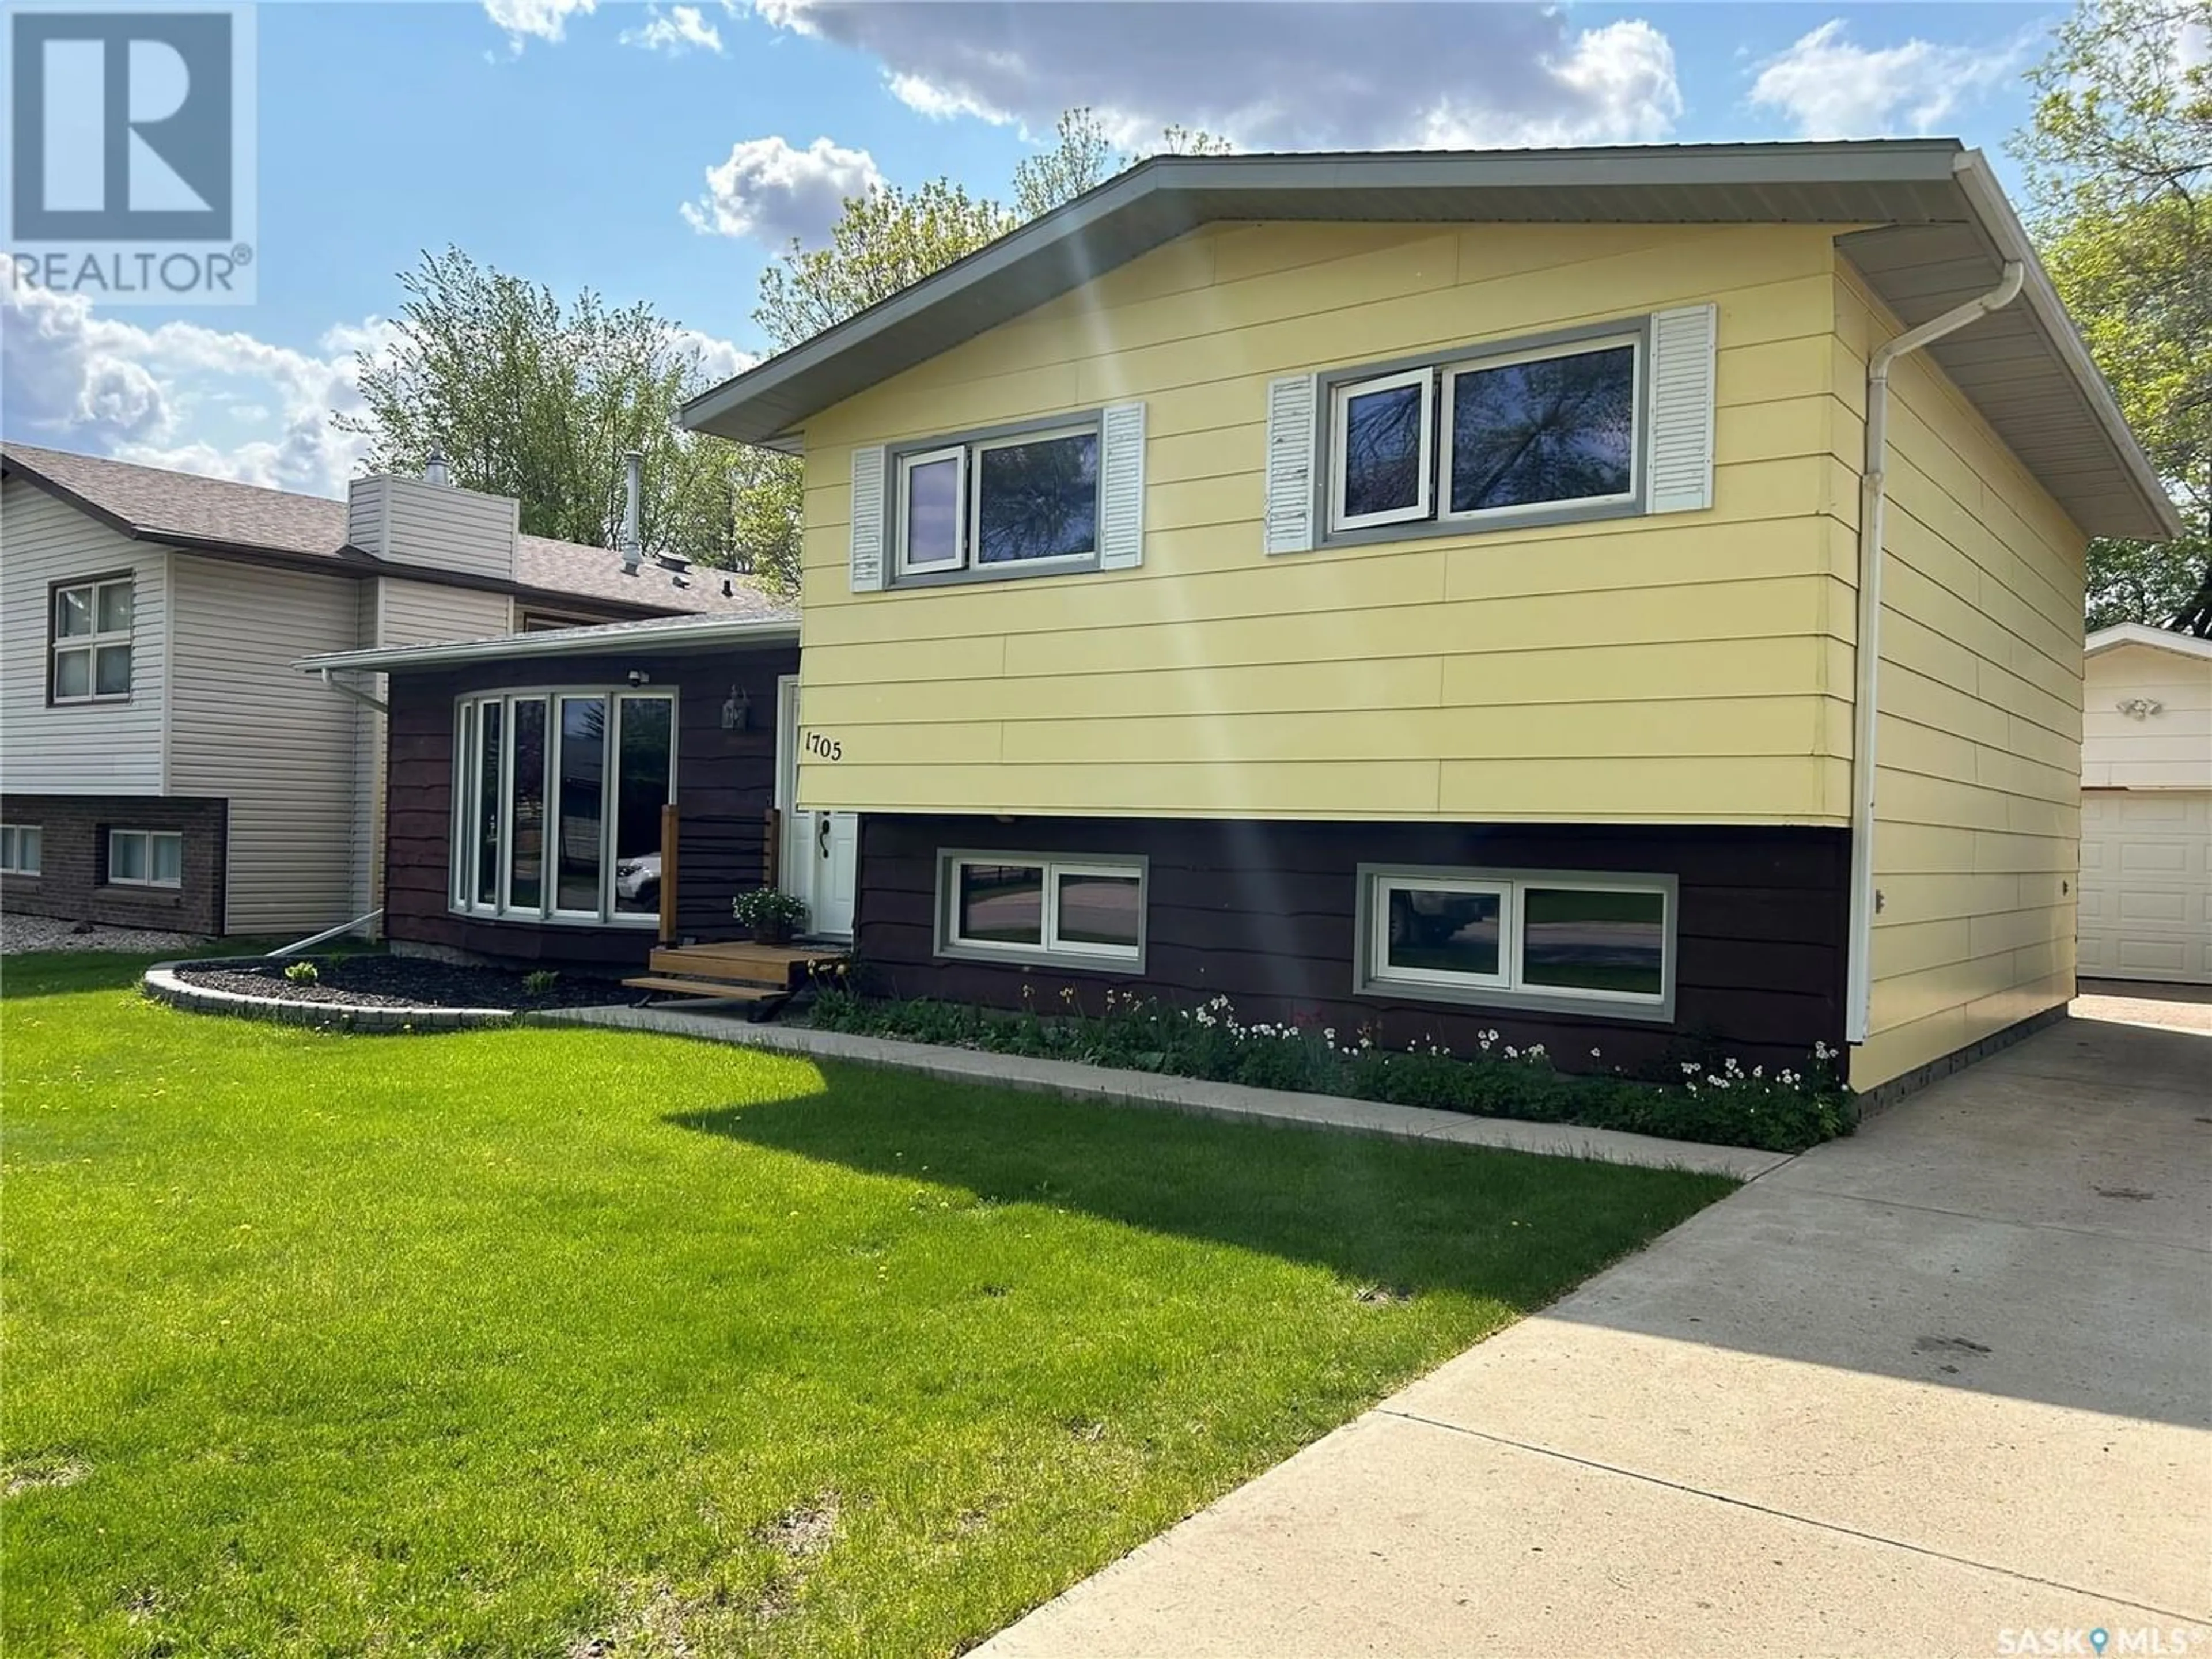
[107,828,182,889]
[1356,865,1675,1022]
[1,825,42,877]
[967,423,1104,570]
[895,445,968,576]
[51,576,134,704]
[1328,365,1435,533]
[937,850,1147,971]
[1366,874,1514,993]
[450,687,677,927]
[1438,333,1642,527]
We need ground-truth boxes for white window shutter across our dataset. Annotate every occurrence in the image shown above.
[849,445,887,592]
[1098,401,1146,570]
[1263,372,1318,555]
[1647,304,1717,515]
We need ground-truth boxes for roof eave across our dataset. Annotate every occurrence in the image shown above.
[296,613,801,676]
[2085,622,2212,661]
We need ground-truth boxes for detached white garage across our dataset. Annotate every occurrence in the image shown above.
[2079,624,2212,984]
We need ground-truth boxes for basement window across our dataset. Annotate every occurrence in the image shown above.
[1357,865,1675,1021]
[936,850,1146,970]
[1,825,42,876]
[108,829,181,888]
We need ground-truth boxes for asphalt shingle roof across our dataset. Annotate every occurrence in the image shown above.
[0,442,783,619]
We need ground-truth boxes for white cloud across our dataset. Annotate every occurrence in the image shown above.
[1748,21,2022,140]
[745,1,1683,150]
[1,276,389,497]
[622,3,724,55]
[680,134,885,244]
[483,0,595,51]
[668,325,757,387]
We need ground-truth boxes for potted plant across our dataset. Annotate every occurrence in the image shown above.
[732,887,808,946]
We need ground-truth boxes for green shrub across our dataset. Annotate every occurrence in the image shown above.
[522,969,560,998]
[808,987,1854,1153]
[283,960,320,985]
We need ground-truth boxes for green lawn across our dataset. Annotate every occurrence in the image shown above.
[2,952,1732,1657]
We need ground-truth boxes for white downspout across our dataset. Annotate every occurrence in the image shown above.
[1845,257,2025,1046]
[318,666,389,716]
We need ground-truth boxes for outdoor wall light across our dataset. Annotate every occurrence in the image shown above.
[722,685,751,731]
[2115,697,2164,719]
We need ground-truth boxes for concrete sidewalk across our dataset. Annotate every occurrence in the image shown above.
[537,1002,1791,1180]
[980,1011,2212,1658]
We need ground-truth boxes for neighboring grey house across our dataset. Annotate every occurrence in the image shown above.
[0,444,781,938]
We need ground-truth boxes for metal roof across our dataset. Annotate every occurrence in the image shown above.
[681,141,2178,541]
[296,610,799,676]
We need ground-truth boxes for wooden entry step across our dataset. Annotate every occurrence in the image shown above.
[621,940,848,1017]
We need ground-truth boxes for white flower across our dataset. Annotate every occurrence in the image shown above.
[1323,1028,1336,1044]
[1591,1048,1602,1058]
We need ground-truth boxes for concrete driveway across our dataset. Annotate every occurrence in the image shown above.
[982,1006,2212,1658]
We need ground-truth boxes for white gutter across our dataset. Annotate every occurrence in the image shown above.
[295,612,800,677]
[1845,256,2025,1045]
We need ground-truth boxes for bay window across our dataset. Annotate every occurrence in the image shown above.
[1358,866,1675,1019]
[453,689,675,925]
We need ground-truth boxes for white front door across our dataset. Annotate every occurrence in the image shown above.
[777,676,858,940]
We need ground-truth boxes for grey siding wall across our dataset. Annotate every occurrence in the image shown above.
[347,476,517,581]
[0,478,169,795]
[168,554,362,932]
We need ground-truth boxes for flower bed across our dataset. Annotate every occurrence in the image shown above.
[808,987,1855,1153]
[147,955,629,1032]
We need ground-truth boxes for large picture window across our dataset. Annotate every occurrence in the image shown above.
[1358,866,1673,1019]
[894,421,1101,578]
[1325,327,1643,539]
[51,575,134,703]
[937,850,1146,969]
[452,689,675,925]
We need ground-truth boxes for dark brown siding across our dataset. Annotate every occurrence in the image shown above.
[0,794,228,935]
[857,815,1850,1077]
[382,644,798,968]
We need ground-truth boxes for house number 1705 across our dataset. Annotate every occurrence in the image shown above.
[804,732,843,760]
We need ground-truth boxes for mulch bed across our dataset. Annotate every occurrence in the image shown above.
[176,955,632,1013]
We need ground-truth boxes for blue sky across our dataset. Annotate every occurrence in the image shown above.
[3,0,2061,498]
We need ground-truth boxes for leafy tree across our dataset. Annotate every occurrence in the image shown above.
[340,248,756,573]
[2013,0,2211,633]
[1012,108,1233,220]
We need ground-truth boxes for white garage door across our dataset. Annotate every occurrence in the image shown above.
[2078,790,2212,984]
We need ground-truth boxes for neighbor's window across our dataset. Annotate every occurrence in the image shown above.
[896,422,1100,577]
[108,828,181,888]
[453,689,674,925]
[1361,868,1671,1016]
[940,851,1145,967]
[51,576,134,702]
[0,825,42,876]
[1327,329,1641,538]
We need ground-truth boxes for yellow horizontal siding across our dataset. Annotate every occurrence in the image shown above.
[795,222,1853,823]
[1840,265,2089,1090]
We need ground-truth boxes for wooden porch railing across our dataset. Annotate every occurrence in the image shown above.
[658,805,780,946]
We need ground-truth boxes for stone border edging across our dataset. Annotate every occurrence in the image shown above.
[143,959,516,1033]
[530,1003,1793,1181]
